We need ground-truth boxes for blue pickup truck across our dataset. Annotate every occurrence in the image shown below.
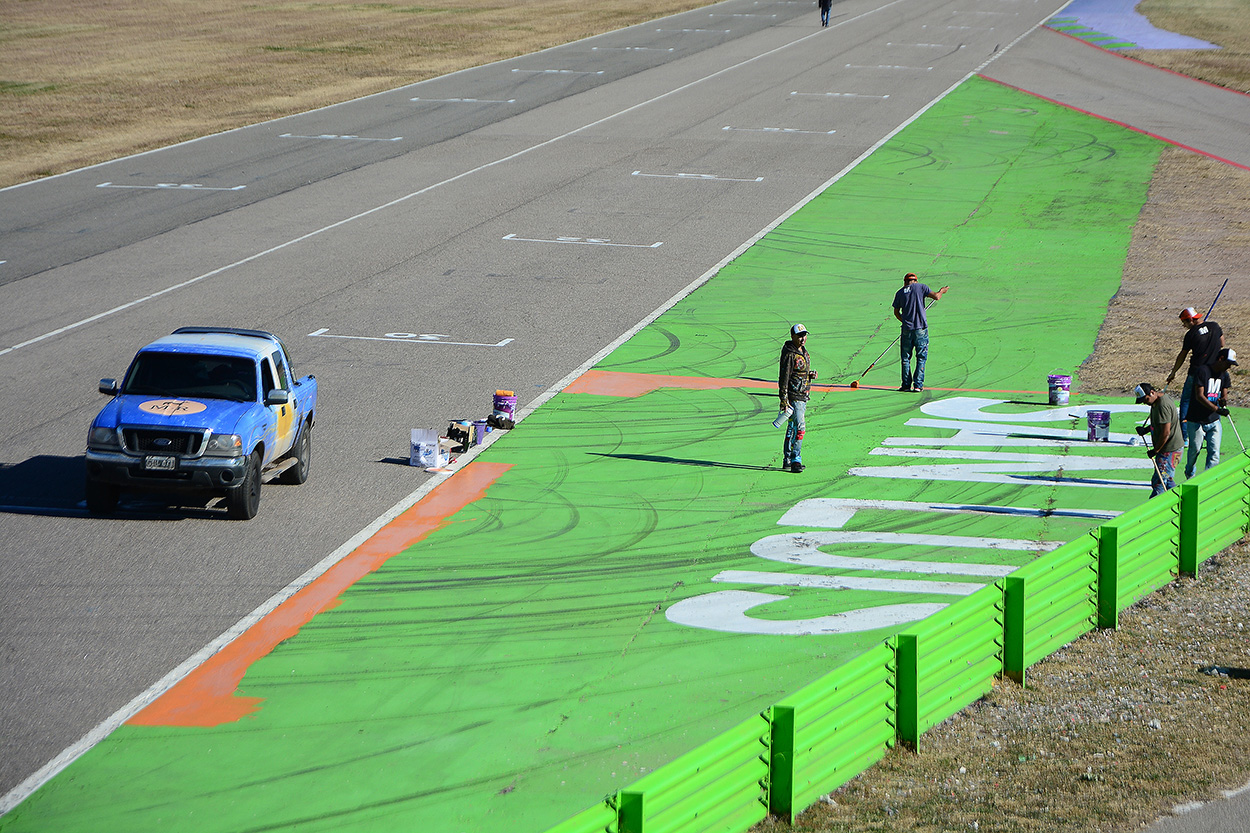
[85,327,317,519]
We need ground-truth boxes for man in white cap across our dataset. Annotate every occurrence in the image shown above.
[1166,306,1223,429]
[778,323,817,473]
[1185,347,1236,478]
[1134,383,1182,497]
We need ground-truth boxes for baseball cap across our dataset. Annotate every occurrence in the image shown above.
[1179,307,1202,322]
[1134,383,1154,404]
[903,272,918,281]
[791,323,809,337]
[1219,347,1238,365]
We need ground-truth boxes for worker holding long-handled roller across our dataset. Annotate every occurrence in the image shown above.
[1185,347,1237,479]
[892,272,948,393]
[1134,383,1182,498]
[1165,306,1223,430]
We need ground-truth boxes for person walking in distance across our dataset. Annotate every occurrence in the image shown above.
[779,324,817,473]
[819,0,832,26]
[1134,383,1182,497]
[1185,347,1237,479]
[892,272,948,392]
[1165,306,1223,429]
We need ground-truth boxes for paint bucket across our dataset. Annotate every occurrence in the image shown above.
[473,419,488,445]
[493,390,517,419]
[410,428,446,468]
[1048,374,1072,406]
[1087,410,1111,442]
[772,406,793,429]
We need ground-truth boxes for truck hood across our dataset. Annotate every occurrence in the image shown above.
[97,395,253,433]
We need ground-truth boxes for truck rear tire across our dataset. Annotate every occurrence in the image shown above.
[226,451,262,520]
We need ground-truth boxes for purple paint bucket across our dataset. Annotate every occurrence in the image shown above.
[493,389,517,419]
[1087,410,1111,442]
[1048,374,1072,406]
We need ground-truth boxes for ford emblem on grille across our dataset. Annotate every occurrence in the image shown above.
[153,438,172,448]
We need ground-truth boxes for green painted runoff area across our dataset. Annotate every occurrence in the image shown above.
[5,76,1204,833]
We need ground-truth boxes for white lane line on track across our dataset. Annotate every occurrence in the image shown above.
[0,0,906,362]
[0,0,1070,815]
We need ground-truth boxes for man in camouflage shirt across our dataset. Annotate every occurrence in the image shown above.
[779,323,817,473]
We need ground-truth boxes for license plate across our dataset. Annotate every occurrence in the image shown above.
[143,455,177,471]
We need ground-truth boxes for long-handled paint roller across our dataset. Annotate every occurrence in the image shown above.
[1226,409,1246,453]
[850,298,935,389]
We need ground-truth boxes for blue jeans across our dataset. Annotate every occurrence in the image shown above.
[784,400,806,464]
[1184,419,1221,478]
[900,328,929,390]
[1150,450,1179,497]
[1179,374,1195,424]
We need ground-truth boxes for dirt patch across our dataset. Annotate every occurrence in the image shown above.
[1078,147,1250,407]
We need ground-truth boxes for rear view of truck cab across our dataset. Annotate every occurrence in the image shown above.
[85,327,317,520]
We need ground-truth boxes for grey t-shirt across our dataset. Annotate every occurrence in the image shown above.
[893,282,931,330]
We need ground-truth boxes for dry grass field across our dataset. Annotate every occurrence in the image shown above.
[0,0,709,188]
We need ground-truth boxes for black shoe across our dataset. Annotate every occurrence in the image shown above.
[912,386,923,392]
[790,461,804,473]
[898,386,911,392]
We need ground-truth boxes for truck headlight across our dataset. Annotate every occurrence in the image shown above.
[87,425,121,450]
[204,433,244,457]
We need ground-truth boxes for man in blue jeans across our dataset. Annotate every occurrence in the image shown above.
[778,323,817,473]
[892,272,949,392]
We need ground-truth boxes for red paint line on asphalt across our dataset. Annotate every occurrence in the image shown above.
[128,461,512,727]
[978,73,1250,172]
[1044,27,1250,99]
[566,369,1045,397]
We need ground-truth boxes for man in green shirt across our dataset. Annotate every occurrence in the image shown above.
[1134,383,1183,497]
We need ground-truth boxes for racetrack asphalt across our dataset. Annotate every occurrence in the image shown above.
[2,0,1249,830]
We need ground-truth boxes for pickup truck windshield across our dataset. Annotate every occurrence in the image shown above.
[122,353,257,402]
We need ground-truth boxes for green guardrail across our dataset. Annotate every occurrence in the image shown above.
[546,451,1250,833]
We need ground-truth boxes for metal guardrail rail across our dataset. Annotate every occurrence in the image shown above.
[545,451,1250,833]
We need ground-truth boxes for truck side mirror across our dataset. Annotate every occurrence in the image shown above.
[265,389,290,406]
[99,379,118,395]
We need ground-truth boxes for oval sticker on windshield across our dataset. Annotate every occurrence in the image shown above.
[139,399,208,415]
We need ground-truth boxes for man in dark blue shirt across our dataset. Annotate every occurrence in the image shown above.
[892,272,948,392]
[1166,306,1223,427]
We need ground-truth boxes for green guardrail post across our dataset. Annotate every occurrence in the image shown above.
[1097,522,1120,629]
[768,705,795,823]
[618,790,644,833]
[1003,577,1026,687]
[896,634,919,750]
[1179,483,1199,577]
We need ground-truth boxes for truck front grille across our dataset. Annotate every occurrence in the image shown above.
[124,429,202,456]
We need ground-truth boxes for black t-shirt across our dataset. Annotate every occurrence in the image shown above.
[1183,320,1223,375]
[1189,364,1230,425]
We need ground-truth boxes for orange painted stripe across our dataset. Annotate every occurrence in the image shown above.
[565,369,778,397]
[129,461,512,727]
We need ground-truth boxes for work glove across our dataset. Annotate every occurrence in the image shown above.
[1135,425,1151,436]
[1147,448,1157,458]
[1218,407,1230,416]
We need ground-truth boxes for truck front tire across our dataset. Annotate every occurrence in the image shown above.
[226,451,262,520]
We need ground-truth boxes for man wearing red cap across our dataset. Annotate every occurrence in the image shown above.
[1166,306,1223,429]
